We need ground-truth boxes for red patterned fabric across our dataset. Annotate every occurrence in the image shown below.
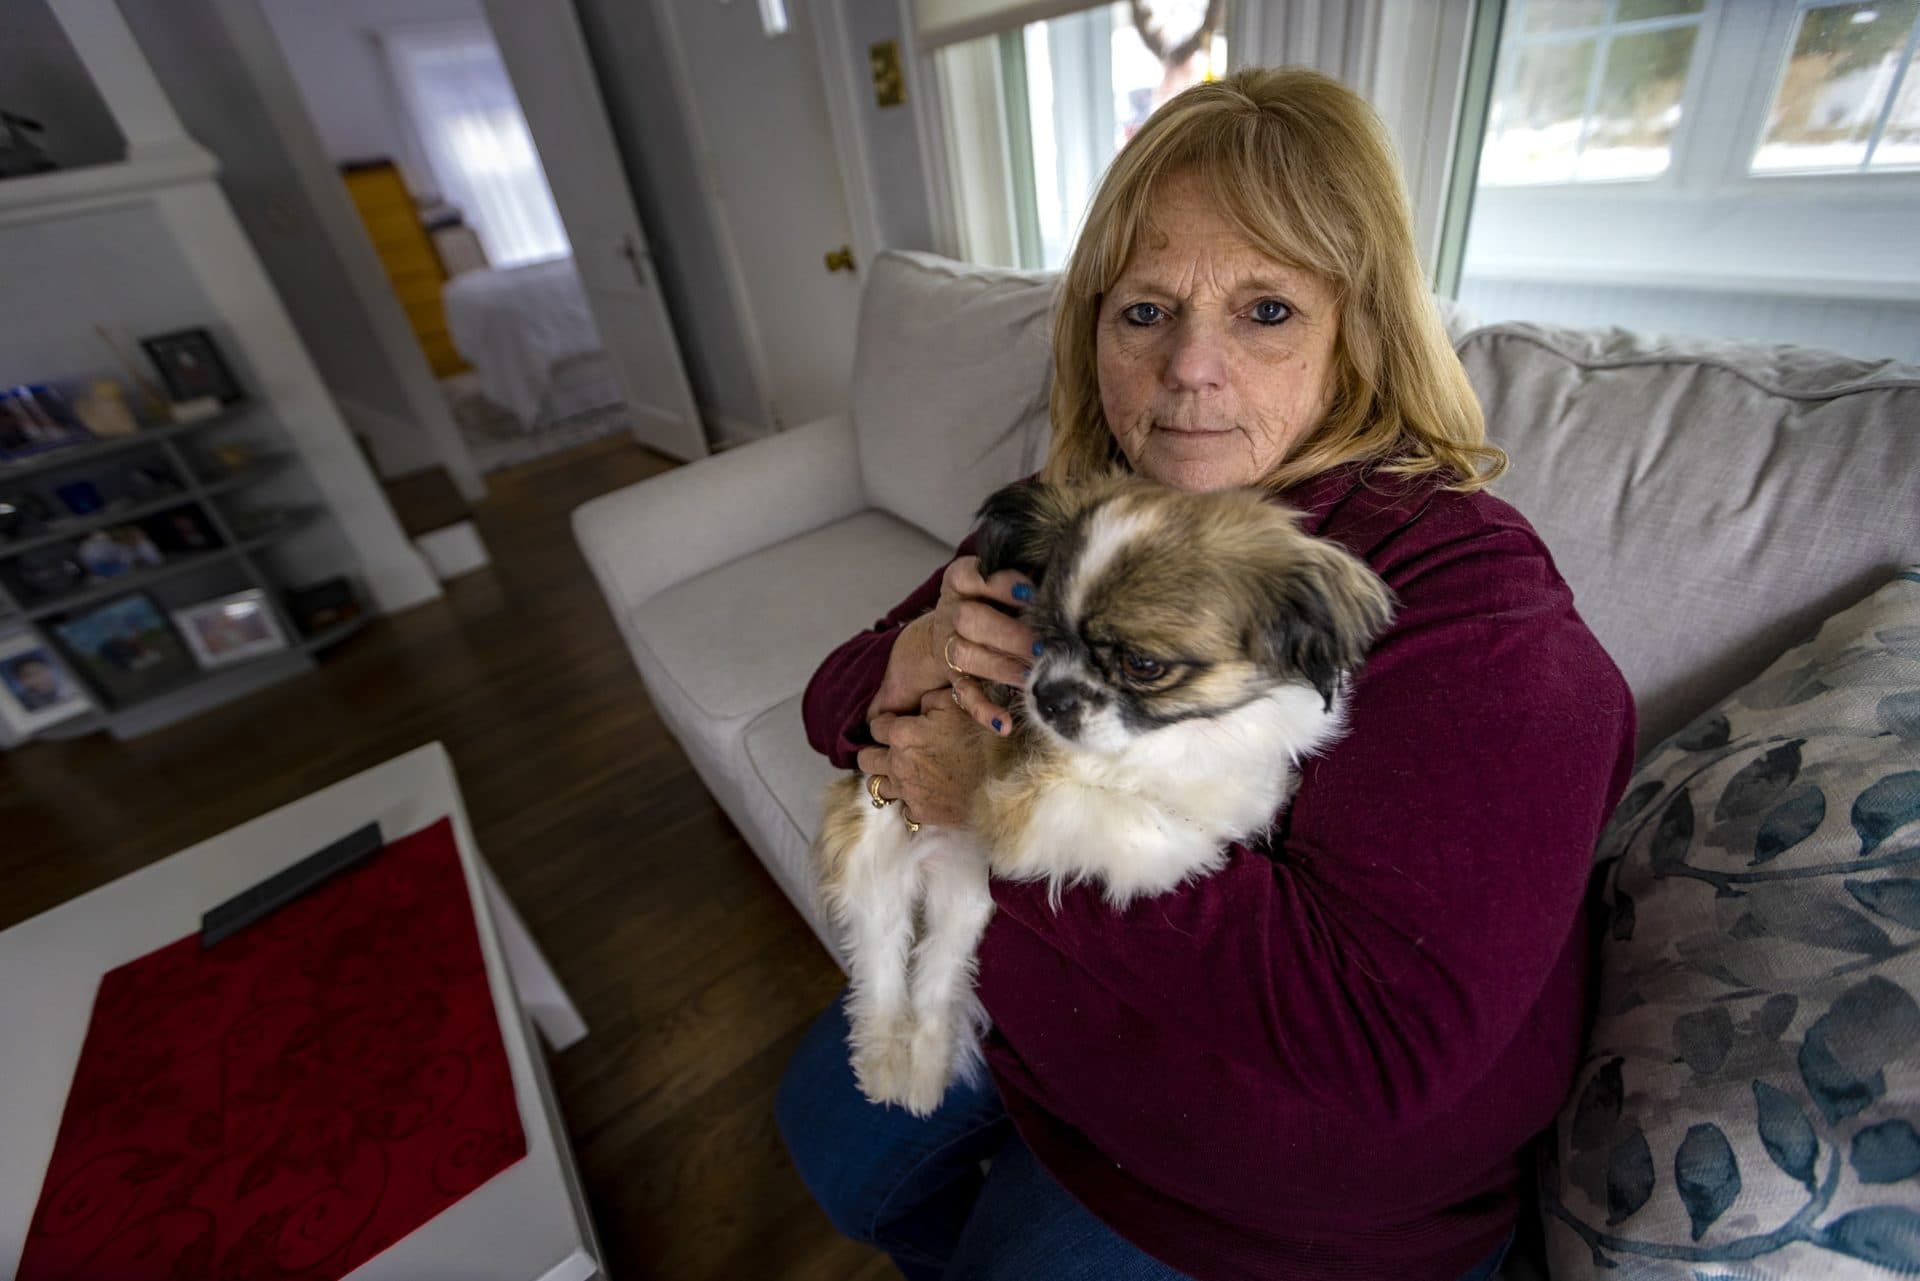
[17,817,527,1281]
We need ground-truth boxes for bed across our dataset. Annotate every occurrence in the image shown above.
[440,257,623,430]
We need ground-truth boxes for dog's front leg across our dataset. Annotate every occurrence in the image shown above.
[902,842,995,1117]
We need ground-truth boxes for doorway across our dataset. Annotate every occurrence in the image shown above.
[256,0,699,472]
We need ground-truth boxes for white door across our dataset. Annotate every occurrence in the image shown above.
[480,0,709,461]
[654,0,863,430]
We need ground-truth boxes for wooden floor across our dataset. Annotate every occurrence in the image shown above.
[0,435,896,1281]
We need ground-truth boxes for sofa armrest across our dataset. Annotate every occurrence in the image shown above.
[571,411,866,617]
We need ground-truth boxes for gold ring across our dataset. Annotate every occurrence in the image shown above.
[943,633,965,676]
[901,804,922,833]
[951,684,965,709]
[868,774,893,808]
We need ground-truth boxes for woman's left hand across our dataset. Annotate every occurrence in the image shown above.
[858,689,992,827]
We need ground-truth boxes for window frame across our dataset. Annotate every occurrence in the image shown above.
[1478,0,1719,192]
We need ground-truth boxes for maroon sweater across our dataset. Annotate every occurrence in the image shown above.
[803,462,1636,1281]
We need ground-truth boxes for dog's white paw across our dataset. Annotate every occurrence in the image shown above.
[852,1023,915,1108]
[900,1024,957,1117]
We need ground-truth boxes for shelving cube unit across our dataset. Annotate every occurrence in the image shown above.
[0,0,442,745]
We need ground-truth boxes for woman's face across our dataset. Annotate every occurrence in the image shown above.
[1096,170,1340,493]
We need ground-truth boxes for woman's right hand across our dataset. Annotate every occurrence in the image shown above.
[868,555,1037,737]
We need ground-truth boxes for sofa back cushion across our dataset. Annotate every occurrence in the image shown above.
[1462,324,1920,751]
[851,251,1056,547]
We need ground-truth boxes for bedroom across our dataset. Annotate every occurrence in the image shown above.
[257,0,663,475]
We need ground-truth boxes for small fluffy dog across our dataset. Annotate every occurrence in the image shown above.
[813,474,1394,1115]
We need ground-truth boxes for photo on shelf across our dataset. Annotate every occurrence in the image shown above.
[140,329,243,406]
[0,632,93,736]
[139,505,221,555]
[172,588,289,669]
[76,525,163,581]
[50,592,195,706]
[0,385,93,463]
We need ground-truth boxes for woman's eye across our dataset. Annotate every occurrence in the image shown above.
[1251,299,1292,325]
[1121,652,1167,682]
[1121,302,1163,326]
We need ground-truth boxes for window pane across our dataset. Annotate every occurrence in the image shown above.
[1871,43,1920,167]
[1481,38,1599,185]
[1521,0,1609,35]
[1577,25,1698,179]
[998,1,1228,269]
[1754,0,1920,173]
[1617,0,1704,22]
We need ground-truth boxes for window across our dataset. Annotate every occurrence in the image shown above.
[1455,0,1920,362]
[1479,0,1709,185]
[936,1,1227,270]
[382,25,570,268]
[1752,0,1920,172]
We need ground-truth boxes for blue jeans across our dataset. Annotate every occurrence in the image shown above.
[777,991,1514,1281]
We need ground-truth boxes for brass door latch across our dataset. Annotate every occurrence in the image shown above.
[825,245,856,273]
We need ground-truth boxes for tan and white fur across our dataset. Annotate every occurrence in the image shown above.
[813,474,1394,1115]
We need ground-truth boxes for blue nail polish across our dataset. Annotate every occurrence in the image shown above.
[1032,640,1045,657]
[1012,583,1033,602]
[992,718,1004,732]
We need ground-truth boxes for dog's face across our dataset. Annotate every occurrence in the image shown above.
[975,476,1393,754]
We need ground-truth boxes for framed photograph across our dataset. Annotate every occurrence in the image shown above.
[172,589,290,669]
[140,328,243,405]
[0,632,94,735]
[50,593,196,706]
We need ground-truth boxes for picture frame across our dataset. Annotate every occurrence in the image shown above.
[140,328,243,405]
[0,631,94,736]
[50,592,196,707]
[171,589,290,669]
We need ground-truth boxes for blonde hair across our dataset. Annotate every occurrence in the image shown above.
[1043,66,1504,494]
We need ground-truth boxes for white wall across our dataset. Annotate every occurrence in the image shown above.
[838,0,937,253]
[255,0,484,197]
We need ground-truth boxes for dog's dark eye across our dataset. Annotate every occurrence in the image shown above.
[1120,652,1167,683]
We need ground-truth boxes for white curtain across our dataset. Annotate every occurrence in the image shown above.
[382,24,570,269]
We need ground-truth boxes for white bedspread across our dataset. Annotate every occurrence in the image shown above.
[442,257,608,429]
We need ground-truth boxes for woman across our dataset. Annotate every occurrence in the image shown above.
[777,67,1635,1281]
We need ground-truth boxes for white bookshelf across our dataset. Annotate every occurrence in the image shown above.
[0,0,441,743]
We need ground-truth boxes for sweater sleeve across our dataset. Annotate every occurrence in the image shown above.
[801,532,981,770]
[982,519,1636,1129]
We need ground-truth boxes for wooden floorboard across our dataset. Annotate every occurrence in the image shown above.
[0,434,888,1281]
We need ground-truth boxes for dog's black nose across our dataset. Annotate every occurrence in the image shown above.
[1032,680,1082,720]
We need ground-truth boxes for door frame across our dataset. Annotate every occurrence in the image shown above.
[647,0,784,432]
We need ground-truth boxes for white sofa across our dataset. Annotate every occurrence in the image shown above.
[573,250,1920,966]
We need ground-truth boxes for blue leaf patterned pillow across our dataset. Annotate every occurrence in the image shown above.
[1544,569,1920,1279]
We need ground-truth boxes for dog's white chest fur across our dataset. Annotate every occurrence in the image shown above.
[985,682,1341,905]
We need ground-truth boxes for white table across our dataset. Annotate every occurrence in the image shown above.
[0,743,603,1281]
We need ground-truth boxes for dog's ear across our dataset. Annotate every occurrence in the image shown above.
[1251,539,1395,709]
[973,481,1071,582]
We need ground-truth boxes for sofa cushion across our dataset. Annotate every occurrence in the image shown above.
[1462,323,1920,751]
[745,694,838,850]
[628,510,949,722]
[1542,568,1920,1278]
[743,695,844,960]
[851,252,1056,547]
